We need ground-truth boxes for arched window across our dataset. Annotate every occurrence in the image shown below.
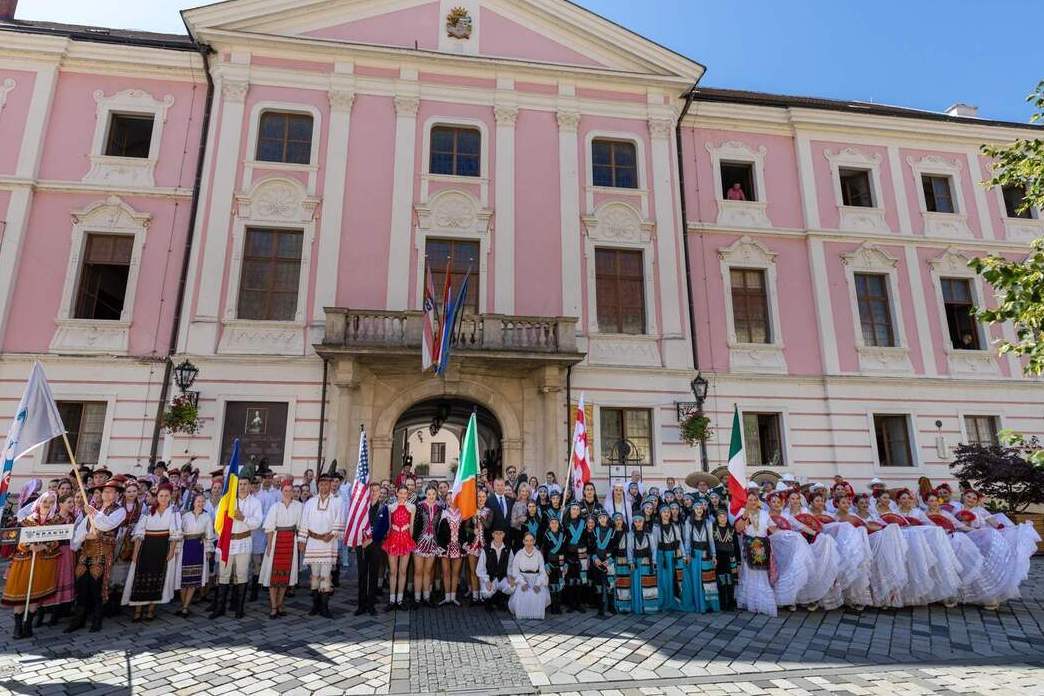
[256,112,314,164]
[430,126,481,177]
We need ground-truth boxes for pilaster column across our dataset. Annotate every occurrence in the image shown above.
[795,133,820,230]
[313,68,356,324]
[557,110,582,322]
[493,104,518,314]
[385,93,420,310]
[648,116,683,339]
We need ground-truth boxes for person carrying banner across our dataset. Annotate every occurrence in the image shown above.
[211,474,262,620]
[3,492,60,639]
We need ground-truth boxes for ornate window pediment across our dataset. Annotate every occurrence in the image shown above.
[84,89,174,189]
[413,189,493,312]
[582,202,653,244]
[841,242,899,271]
[718,236,786,374]
[706,140,771,229]
[927,247,998,376]
[841,242,913,375]
[824,147,890,234]
[907,154,972,239]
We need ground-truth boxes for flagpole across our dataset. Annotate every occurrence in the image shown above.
[61,432,96,533]
[22,548,37,621]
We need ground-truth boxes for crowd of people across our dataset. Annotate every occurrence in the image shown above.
[1,460,1039,640]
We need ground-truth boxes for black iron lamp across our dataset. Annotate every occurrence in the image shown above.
[690,372,709,408]
[173,360,199,392]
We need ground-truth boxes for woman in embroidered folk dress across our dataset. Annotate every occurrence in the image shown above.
[436,492,465,606]
[610,513,632,613]
[896,488,961,606]
[669,502,698,611]
[793,491,843,610]
[685,502,718,613]
[3,492,60,639]
[122,483,182,621]
[508,531,551,620]
[652,505,693,612]
[765,491,813,611]
[541,516,567,614]
[521,501,543,551]
[109,480,143,612]
[411,485,442,606]
[176,492,214,617]
[711,508,739,611]
[958,489,1038,606]
[588,511,616,616]
[562,503,587,612]
[382,486,416,609]
[42,494,78,626]
[734,493,777,617]
[260,480,302,619]
[463,487,489,604]
[627,514,658,614]
[918,493,986,605]
[850,493,907,608]
[823,494,873,610]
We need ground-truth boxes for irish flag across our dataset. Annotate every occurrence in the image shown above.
[726,406,748,516]
[451,412,479,520]
[214,439,241,561]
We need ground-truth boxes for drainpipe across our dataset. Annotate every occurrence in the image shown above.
[317,357,329,467]
[148,41,215,465]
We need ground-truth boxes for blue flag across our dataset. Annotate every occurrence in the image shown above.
[436,271,470,375]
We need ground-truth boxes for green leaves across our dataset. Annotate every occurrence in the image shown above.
[980,80,1044,217]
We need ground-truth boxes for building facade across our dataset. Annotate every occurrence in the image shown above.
[0,0,1040,490]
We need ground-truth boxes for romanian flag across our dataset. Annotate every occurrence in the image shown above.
[451,412,479,520]
[214,439,241,561]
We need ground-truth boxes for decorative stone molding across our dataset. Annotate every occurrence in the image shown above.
[706,140,770,228]
[328,88,355,113]
[856,345,914,374]
[84,89,174,188]
[718,236,787,374]
[927,247,997,376]
[0,78,15,111]
[395,95,420,117]
[647,117,674,140]
[581,202,653,244]
[222,79,249,103]
[841,243,912,375]
[51,196,151,356]
[927,247,973,277]
[842,242,899,270]
[243,101,323,195]
[587,335,661,367]
[947,350,999,376]
[906,154,972,238]
[1003,216,1044,242]
[235,178,319,222]
[729,344,788,374]
[217,320,305,355]
[556,110,581,133]
[413,189,493,310]
[824,147,890,234]
[494,105,519,127]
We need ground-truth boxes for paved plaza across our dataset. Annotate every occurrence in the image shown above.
[3,559,1043,696]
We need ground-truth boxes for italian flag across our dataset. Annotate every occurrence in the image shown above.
[451,412,479,520]
[726,406,748,516]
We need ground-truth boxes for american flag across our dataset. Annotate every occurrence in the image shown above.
[343,429,371,547]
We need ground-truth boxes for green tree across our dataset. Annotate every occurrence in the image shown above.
[971,80,1044,374]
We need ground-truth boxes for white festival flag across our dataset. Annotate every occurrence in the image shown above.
[0,362,66,506]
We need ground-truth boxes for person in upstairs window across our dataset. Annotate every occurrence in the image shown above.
[726,182,747,201]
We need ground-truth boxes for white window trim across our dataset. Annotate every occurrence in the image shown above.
[412,189,493,313]
[421,116,490,206]
[0,78,15,113]
[582,201,658,337]
[210,394,297,473]
[219,177,319,356]
[706,140,770,229]
[824,147,890,234]
[927,247,999,377]
[84,89,174,189]
[842,243,913,375]
[244,101,323,195]
[867,410,922,472]
[992,184,1044,242]
[957,412,1006,447]
[737,406,793,468]
[584,130,649,218]
[907,154,973,238]
[718,236,787,374]
[50,196,151,356]
[30,394,116,474]
[592,403,657,474]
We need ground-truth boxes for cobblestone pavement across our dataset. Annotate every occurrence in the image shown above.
[1,559,1042,695]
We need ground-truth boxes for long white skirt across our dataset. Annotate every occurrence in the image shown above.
[769,530,812,608]
[912,526,962,604]
[259,536,300,588]
[822,523,872,608]
[900,527,937,606]
[999,521,1041,600]
[948,532,983,599]
[868,524,908,608]
[737,562,777,617]
[508,583,551,620]
[797,533,842,608]
[961,527,1013,606]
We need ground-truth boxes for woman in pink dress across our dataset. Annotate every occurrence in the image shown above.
[43,494,78,625]
[382,486,415,609]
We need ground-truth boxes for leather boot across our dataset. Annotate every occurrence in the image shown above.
[88,610,103,633]
[208,585,229,619]
[331,568,341,588]
[64,608,87,633]
[233,584,248,619]
[249,577,259,602]
[23,612,34,638]
[12,613,24,640]
[34,609,45,628]
[308,590,320,616]
[318,592,333,619]
[207,585,220,616]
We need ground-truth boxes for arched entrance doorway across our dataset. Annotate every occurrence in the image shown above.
[390,398,502,482]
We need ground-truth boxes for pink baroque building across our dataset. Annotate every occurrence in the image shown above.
[0,0,1040,490]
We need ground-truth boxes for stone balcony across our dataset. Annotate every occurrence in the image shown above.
[318,308,584,367]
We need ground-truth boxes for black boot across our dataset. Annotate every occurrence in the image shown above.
[249,577,259,602]
[23,612,34,638]
[88,609,103,633]
[332,568,341,588]
[64,608,87,633]
[12,613,24,640]
[209,585,229,619]
[308,590,320,616]
[34,609,45,628]
[318,592,333,619]
[234,584,248,619]
[207,585,220,616]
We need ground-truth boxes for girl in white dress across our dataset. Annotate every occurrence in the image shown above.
[734,494,777,617]
[854,494,907,608]
[508,531,551,620]
[823,494,873,610]
[122,483,182,621]
[920,493,985,605]
[765,491,813,611]
[959,489,1039,603]
[795,491,843,610]
[259,480,303,619]
[175,492,215,617]
[896,489,962,606]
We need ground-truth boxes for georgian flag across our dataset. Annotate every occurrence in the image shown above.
[569,394,591,501]
[0,362,66,508]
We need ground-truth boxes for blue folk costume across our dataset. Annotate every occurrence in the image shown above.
[611,514,632,613]
[540,523,566,613]
[562,505,588,612]
[712,514,740,611]
[684,510,719,613]
[653,517,696,612]
[627,517,658,613]
[588,517,616,617]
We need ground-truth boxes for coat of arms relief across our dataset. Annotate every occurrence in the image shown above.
[446,7,473,39]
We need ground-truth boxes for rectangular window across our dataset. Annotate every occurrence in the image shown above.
[74,233,133,320]
[430,442,446,464]
[1002,185,1033,219]
[922,174,955,213]
[591,139,638,189]
[839,168,874,207]
[854,273,896,347]
[599,408,652,467]
[874,414,914,467]
[941,278,981,350]
[595,248,646,335]
[237,228,303,321]
[256,112,314,165]
[964,415,1000,447]
[425,238,480,315]
[430,126,481,177]
[742,413,784,466]
[720,161,756,201]
[730,268,770,344]
[104,113,154,158]
[46,402,106,466]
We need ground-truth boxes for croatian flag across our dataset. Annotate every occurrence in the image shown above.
[569,394,591,502]
[343,429,371,547]
[0,362,66,508]
[421,265,441,372]
[436,270,470,376]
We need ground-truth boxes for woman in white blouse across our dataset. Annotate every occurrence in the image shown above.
[259,480,303,619]
[507,531,550,620]
[122,483,182,621]
[176,492,214,617]
[734,494,777,617]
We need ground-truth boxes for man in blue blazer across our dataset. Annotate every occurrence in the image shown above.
[355,482,388,616]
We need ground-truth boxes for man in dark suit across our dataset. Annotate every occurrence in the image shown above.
[484,477,511,544]
[355,482,388,616]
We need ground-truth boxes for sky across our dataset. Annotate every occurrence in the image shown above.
[12,0,1043,123]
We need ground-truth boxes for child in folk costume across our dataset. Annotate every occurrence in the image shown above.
[734,493,778,617]
[627,514,658,613]
[711,508,739,611]
[685,501,719,613]
[436,491,465,606]
[562,502,588,612]
[42,494,78,626]
[541,516,566,613]
[297,471,345,619]
[521,500,543,549]
[582,514,598,607]
[412,485,442,606]
[508,531,551,620]
[476,523,514,610]
[122,483,182,622]
[588,510,616,617]
[176,492,214,617]
[3,492,60,639]
[260,479,302,619]
[382,485,416,609]
[610,513,632,613]
[652,505,695,612]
